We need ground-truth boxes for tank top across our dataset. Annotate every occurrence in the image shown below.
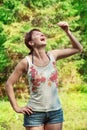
[26,53,62,112]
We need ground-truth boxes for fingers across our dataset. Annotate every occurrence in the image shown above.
[57,21,69,32]
[22,106,33,115]
[26,106,33,115]
[57,21,68,27]
[14,106,33,115]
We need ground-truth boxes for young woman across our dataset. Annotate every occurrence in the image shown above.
[5,21,83,130]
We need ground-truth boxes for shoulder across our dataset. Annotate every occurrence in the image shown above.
[48,50,58,60]
[15,57,28,73]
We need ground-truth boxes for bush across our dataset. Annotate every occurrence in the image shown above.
[13,3,32,22]
[78,59,87,82]
[31,0,58,8]
[68,84,87,93]
[0,7,14,24]
[0,32,7,45]
[3,0,16,9]
[58,61,82,89]
[0,47,10,73]
[0,22,4,33]
[79,84,87,93]
[0,31,10,74]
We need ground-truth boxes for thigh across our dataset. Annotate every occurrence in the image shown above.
[45,123,63,130]
[26,126,44,130]
[46,109,64,124]
[24,111,45,127]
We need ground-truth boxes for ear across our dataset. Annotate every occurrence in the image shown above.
[28,41,34,46]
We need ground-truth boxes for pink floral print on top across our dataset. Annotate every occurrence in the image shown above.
[49,71,58,87]
[48,61,58,87]
[30,61,58,92]
[30,66,46,92]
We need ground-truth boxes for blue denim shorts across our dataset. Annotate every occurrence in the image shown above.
[23,108,64,127]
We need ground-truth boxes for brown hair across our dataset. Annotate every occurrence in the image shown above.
[25,29,41,54]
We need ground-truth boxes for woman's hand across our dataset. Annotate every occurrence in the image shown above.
[57,21,69,33]
[14,106,33,115]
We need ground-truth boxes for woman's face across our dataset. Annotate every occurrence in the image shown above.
[31,31,47,47]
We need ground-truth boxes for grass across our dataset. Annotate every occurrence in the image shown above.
[0,92,87,130]
[60,92,87,130]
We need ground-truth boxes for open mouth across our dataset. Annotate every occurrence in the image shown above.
[40,37,45,41]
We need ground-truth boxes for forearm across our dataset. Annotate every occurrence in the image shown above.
[5,83,33,115]
[5,83,19,111]
[66,30,83,52]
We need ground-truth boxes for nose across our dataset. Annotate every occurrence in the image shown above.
[41,34,46,38]
[41,34,44,36]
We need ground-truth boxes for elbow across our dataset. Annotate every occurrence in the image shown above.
[5,81,13,96]
[5,81,9,90]
[5,82,9,95]
[75,45,83,53]
[5,80,14,90]
[79,46,83,53]
[5,81,11,90]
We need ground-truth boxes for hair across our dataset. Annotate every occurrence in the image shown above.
[25,29,41,54]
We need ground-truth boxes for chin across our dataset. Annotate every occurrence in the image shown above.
[42,43,46,46]
[42,41,46,45]
[39,42,46,46]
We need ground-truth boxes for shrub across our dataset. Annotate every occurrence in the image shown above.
[0,32,7,45]
[3,0,16,9]
[58,61,82,89]
[0,22,4,33]
[0,7,14,24]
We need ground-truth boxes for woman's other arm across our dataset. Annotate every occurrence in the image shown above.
[5,58,33,115]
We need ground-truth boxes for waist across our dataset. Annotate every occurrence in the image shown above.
[27,95,61,112]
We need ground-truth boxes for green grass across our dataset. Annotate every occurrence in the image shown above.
[0,92,87,130]
[60,92,87,130]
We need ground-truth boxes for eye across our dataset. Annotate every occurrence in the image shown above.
[36,33,40,35]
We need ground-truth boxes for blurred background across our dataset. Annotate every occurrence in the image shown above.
[0,0,87,130]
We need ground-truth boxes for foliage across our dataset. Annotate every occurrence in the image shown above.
[0,6,15,24]
[0,22,4,33]
[0,0,87,95]
[0,100,24,130]
[13,3,32,22]
[0,48,10,72]
[0,25,10,73]
[0,32,7,45]
[23,0,58,8]
[78,59,87,82]
[3,0,16,9]
[57,61,82,88]
[72,0,87,51]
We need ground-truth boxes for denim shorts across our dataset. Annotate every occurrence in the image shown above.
[23,108,64,127]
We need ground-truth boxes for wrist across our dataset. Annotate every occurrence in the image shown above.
[65,29,71,35]
[13,104,19,111]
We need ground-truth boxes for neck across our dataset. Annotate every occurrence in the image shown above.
[33,48,47,60]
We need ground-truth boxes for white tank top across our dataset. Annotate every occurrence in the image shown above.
[26,53,62,112]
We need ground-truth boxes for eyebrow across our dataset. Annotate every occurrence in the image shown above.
[36,32,42,34]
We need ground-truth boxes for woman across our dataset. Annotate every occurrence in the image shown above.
[5,21,83,130]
